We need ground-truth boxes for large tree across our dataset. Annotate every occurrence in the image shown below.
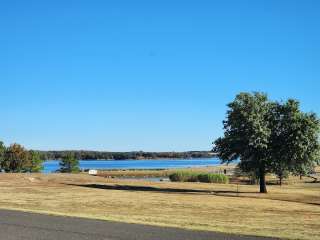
[214,92,320,193]
[214,92,272,193]
[2,143,30,172]
[269,100,320,184]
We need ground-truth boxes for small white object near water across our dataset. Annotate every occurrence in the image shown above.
[88,169,98,175]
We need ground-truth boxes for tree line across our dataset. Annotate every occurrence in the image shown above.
[214,92,320,193]
[37,150,215,161]
[0,141,214,173]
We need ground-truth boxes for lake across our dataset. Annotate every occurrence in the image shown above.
[42,158,221,173]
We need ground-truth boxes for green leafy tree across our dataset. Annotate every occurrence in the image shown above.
[214,92,320,193]
[292,162,315,180]
[289,111,320,177]
[2,143,30,172]
[59,153,80,173]
[268,100,294,185]
[269,99,320,185]
[27,150,44,173]
[0,141,6,171]
[214,92,272,193]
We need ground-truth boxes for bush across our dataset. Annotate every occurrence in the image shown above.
[169,171,229,184]
[169,171,198,182]
[198,173,229,183]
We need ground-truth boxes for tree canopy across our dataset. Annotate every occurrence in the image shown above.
[59,153,80,173]
[214,92,320,193]
[27,150,44,173]
[0,142,44,173]
[2,144,30,172]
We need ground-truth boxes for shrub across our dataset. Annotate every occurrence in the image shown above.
[169,171,229,184]
[198,173,229,183]
[169,171,198,182]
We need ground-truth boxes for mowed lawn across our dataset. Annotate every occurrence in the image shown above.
[0,173,319,240]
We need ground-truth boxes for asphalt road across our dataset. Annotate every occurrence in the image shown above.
[0,209,276,240]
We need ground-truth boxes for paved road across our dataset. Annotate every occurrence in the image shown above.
[0,209,276,240]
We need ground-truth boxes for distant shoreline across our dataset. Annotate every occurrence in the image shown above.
[38,150,218,161]
[45,156,219,161]
[42,158,222,173]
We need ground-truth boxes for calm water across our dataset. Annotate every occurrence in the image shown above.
[42,158,220,173]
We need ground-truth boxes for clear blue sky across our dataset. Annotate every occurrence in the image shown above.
[1,0,319,151]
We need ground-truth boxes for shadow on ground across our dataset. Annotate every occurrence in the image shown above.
[66,183,254,195]
[65,183,320,206]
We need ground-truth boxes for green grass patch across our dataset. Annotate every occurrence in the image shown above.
[168,171,199,182]
[198,173,229,183]
[169,171,229,184]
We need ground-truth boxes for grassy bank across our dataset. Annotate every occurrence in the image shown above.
[96,164,236,178]
[0,173,319,240]
[169,171,229,183]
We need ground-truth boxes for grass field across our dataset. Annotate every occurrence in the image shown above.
[0,172,319,240]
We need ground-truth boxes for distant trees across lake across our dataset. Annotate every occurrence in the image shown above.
[37,150,216,161]
[0,140,215,173]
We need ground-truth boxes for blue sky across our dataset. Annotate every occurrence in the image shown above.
[1,0,319,151]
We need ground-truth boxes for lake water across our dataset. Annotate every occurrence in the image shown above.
[42,158,221,173]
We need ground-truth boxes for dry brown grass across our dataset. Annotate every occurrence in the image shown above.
[0,173,319,240]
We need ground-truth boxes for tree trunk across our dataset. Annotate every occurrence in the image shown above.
[259,167,267,193]
[279,175,282,186]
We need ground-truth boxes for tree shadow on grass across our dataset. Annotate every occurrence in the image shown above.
[65,183,254,195]
[66,183,210,194]
[66,183,320,206]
